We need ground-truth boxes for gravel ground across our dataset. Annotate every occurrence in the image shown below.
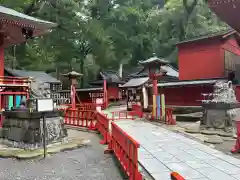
[0,130,125,180]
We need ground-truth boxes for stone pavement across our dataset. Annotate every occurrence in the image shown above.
[114,120,240,180]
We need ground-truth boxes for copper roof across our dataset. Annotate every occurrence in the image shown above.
[208,0,240,32]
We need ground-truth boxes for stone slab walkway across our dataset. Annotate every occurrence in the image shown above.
[114,120,240,180]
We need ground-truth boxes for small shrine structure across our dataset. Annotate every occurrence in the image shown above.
[121,60,178,111]
[88,71,124,102]
[121,77,149,111]
[57,70,124,109]
[139,56,168,119]
[62,71,83,110]
[5,68,61,104]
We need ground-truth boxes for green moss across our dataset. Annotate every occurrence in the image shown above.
[0,139,85,160]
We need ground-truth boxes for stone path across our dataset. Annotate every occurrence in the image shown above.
[114,120,240,180]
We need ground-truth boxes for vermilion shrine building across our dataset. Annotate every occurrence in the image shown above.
[123,29,240,108]
[162,29,240,106]
[178,29,240,80]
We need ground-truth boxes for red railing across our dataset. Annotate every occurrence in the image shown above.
[96,111,143,145]
[58,103,105,111]
[166,108,176,125]
[64,108,97,130]
[110,122,142,180]
[151,107,176,125]
[110,111,143,120]
[96,112,111,144]
[171,172,185,180]
[231,121,240,153]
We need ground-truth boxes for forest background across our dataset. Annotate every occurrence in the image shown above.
[0,0,228,87]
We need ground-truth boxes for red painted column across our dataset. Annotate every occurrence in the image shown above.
[152,78,158,96]
[0,48,3,127]
[231,121,240,153]
[71,84,76,110]
[0,48,3,77]
[104,79,108,108]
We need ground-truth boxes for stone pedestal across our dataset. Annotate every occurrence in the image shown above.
[202,109,232,132]
[201,103,240,133]
[0,110,67,149]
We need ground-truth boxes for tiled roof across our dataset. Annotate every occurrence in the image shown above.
[89,70,124,85]
[129,64,179,78]
[121,77,149,88]
[5,68,60,83]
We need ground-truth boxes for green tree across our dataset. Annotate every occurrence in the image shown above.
[1,0,229,85]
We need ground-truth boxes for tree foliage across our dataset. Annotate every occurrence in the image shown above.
[1,0,228,86]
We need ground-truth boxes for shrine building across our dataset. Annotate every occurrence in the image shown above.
[123,29,240,109]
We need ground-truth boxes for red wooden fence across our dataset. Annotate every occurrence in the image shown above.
[64,108,97,130]
[62,104,181,180]
[59,103,101,111]
[96,112,110,145]
[96,110,143,144]
[149,107,176,125]
[110,122,142,180]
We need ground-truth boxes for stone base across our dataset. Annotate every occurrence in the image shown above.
[1,111,67,149]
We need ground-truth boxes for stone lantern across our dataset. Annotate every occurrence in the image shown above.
[62,71,83,109]
[139,56,168,119]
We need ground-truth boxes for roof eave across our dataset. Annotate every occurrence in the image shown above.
[176,29,235,46]
[0,6,57,30]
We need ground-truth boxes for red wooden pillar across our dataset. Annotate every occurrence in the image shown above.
[104,79,108,108]
[152,79,158,97]
[71,84,76,110]
[0,48,4,127]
